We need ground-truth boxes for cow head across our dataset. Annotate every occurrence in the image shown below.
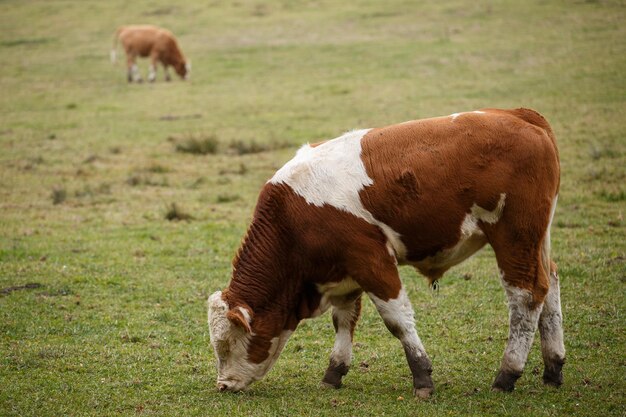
[208,291,291,392]
[174,60,190,80]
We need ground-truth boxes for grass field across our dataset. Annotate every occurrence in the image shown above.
[1,0,625,415]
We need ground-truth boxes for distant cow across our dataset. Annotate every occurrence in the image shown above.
[111,25,189,82]
[208,108,564,397]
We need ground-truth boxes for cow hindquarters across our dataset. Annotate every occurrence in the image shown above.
[321,293,362,388]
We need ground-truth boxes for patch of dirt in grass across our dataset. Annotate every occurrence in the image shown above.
[0,282,42,295]
[1,283,42,296]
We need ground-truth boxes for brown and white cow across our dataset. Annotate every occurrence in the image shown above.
[208,108,565,397]
[111,25,189,83]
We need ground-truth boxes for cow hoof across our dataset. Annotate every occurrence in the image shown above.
[320,381,341,389]
[322,362,348,389]
[492,370,521,392]
[543,358,565,387]
[543,370,563,387]
[413,387,433,399]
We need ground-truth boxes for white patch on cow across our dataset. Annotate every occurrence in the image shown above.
[499,273,542,373]
[450,110,486,121]
[411,195,505,274]
[330,308,355,366]
[413,220,486,275]
[258,330,293,378]
[471,193,506,224]
[131,64,141,82]
[539,269,565,362]
[541,194,558,275]
[184,61,191,80]
[368,288,426,355]
[269,129,407,259]
[314,277,360,317]
[148,64,156,82]
[317,277,360,298]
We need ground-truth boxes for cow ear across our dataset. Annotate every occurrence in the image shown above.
[227,306,252,334]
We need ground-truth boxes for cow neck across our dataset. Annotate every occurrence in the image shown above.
[225,184,298,317]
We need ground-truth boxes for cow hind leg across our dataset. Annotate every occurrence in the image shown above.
[321,292,362,389]
[493,269,544,392]
[539,262,565,387]
[489,237,551,392]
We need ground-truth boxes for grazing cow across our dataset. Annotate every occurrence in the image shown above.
[111,25,190,82]
[208,108,564,397]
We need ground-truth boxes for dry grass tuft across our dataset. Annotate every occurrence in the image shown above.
[51,188,67,205]
[173,134,219,155]
[164,203,194,221]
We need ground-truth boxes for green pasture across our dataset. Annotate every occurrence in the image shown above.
[1,0,624,415]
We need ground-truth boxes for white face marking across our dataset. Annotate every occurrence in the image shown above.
[208,292,292,392]
[269,129,407,259]
[499,274,542,373]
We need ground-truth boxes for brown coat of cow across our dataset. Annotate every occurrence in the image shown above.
[111,25,189,82]
[208,108,565,397]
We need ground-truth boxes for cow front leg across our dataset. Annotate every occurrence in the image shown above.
[126,53,142,83]
[129,65,142,83]
[321,292,362,389]
[148,54,159,83]
[493,273,544,392]
[369,288,434,398]
[148,64,157,82]
[163,65,172,82]
[538,262,565,387]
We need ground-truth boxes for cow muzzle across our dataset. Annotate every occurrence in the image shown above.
[216,379,246,393]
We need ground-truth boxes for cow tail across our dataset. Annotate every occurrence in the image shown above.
[110,27,122,64]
